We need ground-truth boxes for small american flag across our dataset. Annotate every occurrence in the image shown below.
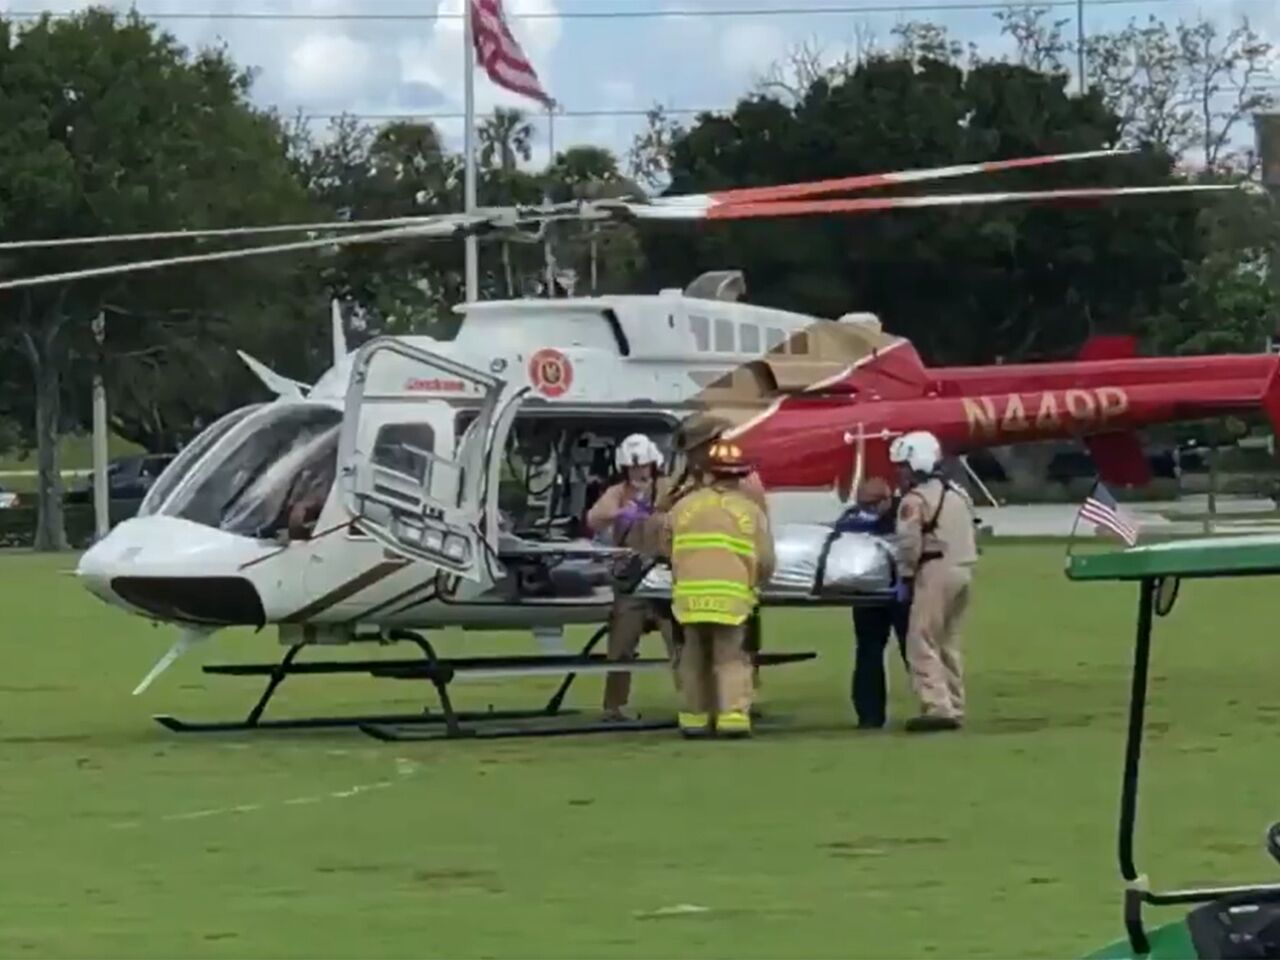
[470,0,555,108]
[1078,482,1139,547]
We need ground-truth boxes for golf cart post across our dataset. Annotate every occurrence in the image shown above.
[1067,534,1280,959]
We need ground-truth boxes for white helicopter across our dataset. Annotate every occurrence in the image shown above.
[0,148,1235,739]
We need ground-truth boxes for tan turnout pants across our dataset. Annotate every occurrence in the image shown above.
[905,561,973,721]
[603,595,677,711]
[677,622,753,718]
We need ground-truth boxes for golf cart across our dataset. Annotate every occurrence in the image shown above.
[1067,534,1280,959]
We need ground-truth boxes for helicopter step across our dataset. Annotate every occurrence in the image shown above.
[150,625,817,739]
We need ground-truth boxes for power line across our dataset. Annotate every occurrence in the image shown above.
[298,107,721,122]
[6,0,1278,22]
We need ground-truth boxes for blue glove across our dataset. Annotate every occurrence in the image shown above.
[894,580,912,604]
[617,500,651,526]
[613,500,651,541]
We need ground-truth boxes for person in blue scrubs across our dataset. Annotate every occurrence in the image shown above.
[834,476,911,729]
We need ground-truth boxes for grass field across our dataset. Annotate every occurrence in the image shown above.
[2,543,1278,959]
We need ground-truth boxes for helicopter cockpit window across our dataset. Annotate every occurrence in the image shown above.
[765,327,786,352]
[740,324,760,354]
[160,404,343,539]
[137,404,267,517]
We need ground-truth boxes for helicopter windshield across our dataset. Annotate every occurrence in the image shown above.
[137,404,268,517]
[159,404,342,539]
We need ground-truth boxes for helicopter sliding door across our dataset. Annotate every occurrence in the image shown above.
[338,337,508,584]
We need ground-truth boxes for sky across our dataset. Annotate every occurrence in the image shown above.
[2,0,1278,171]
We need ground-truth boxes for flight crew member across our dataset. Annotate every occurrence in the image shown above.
[586,433,678,722]
[888,430,979,733]
[667,440,775,739]
[833,476,910,729]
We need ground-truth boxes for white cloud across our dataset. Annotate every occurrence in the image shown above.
[717,20,791,82]
[284,32,374,101]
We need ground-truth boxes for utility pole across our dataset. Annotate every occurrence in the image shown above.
[91,311,109,541]
[1256,112,1280,460]
[1076,0,1086,95]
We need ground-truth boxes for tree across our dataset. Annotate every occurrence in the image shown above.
[626,105,688,193]
[0,9,315,548]
[543,146,647,294]
[293,116,475,334]
[644,51,1211,366]
[1145,187,1280,355]
[478,107,534,173]
[998,6,1279,174]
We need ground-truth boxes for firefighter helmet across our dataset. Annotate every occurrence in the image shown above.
[705,440,753,477]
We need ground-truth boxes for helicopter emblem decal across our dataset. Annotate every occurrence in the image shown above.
[528,348,572,398]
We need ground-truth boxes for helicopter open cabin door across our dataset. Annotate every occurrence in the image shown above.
[338,337,507,584]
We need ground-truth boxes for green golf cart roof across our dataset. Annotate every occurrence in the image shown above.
[1066,533,1280,582]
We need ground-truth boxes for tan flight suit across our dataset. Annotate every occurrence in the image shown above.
[668,479,775,735]
[896,477,978,723]
[587,475,677,713]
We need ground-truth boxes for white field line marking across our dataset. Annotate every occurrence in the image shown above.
[110,765,413,830]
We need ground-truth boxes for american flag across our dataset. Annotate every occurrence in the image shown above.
[1078,482,1140,546]
[470,0,555,108]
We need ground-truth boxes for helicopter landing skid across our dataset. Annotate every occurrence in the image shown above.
[152,625,613,736]
[152,624,697,737]
[150,626,817,740]
[359,649,817,743]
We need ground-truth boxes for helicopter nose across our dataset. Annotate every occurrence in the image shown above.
[76,517,269,627]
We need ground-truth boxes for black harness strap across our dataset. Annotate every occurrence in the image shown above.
[909,481,951,566]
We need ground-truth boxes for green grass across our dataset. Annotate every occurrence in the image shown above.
[2,544,1278,958]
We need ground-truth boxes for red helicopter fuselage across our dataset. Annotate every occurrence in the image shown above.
[729,337,1280,491]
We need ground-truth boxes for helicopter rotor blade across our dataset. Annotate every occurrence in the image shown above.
[629,183,1240,221]
[0,217,483,292]
[0,215,457,251]
[0,150,1132,250]
[647,148,1135,211]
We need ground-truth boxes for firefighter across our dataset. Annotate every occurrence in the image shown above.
[667,414,771,710]
[667,439,775,739]
[586,433,677,721]
[888,430,979,733]
[834,475,910,729]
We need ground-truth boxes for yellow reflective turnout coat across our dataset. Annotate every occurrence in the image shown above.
[669,485,775,626]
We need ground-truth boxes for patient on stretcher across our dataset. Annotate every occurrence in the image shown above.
[491,519,899,603]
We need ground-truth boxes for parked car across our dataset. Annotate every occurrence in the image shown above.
[67,454,176,503]
[0,485,18,509]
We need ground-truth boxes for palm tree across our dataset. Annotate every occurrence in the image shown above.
[478,108,535,294]
[478,107,533,173]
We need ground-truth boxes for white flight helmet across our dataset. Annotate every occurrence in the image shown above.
[889,430,942,475]
[616,433,663,472]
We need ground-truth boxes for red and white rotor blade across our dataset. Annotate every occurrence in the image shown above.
[648,148,1133,212]
[632,183,1237,221]
[0,219,473,292]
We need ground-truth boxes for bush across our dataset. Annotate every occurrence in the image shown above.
[0,499,142,549]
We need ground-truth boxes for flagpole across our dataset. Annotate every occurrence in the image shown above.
[1064,477,1099,565]
[463,0,479,302]
[544,101,556,297]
